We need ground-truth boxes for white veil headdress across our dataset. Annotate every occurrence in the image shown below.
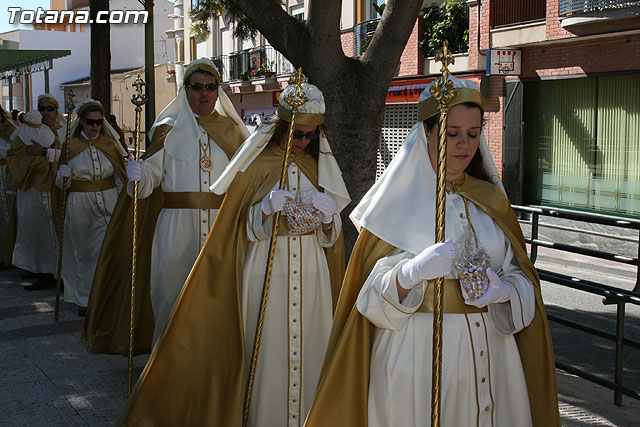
[11,111,56,148]
[58,99,128,157]
[147,58,250,161]
[350,76,504,255]
[210,82,351,213]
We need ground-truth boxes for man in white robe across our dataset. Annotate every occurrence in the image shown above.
[126,58,249,343]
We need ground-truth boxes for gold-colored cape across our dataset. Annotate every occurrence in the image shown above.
[83,114,246,355]
[7,123,62,192]
[0,118,17,265]
[51,134,128,237]
[305,174,560,427]
[117,144,345,426]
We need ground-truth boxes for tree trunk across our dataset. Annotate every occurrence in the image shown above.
[90,0,111,117]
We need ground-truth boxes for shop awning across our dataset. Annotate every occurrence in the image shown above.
[0,49,71,79]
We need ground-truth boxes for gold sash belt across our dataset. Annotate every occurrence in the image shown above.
[70,176,116,192]
[0,159,7,165]
[418,279,488,314]
[163,192,224,210]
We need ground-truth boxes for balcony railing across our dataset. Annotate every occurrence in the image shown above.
[490,0,546,28]
[216,45,295,83]
[354,19,379,56]
[559,0,640,16]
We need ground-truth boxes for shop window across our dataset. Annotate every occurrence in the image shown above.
[523,74,640,216]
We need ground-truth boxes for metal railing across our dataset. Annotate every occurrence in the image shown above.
[560,0,640,16]
[217,45,294,83]
[354,19,379,56]
[490,0,546,28]
[513,204,640,405]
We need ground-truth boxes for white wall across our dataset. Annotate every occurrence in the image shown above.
[79,0,175,68]
[16,29,91,108]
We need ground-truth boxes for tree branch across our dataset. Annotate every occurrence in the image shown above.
[235,0,311,63]
[362,0,423,78]
[307,0,342,50]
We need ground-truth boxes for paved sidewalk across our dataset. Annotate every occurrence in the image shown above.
[1,267,639,426]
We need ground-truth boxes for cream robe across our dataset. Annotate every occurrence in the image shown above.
[127,124,230,344]
[55,143,122,307]
[243,162,341,427]
[356,191,535,427]
[0,135,11,244]
[12,135,58,274]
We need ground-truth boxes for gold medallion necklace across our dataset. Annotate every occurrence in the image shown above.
[200,134,213,172]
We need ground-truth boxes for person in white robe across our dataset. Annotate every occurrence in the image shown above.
[305,77,560,427]
[126,58,249,343]
[222,83,351,427]
[55,100,127,315]
[8,94,65,290]
[116,81,350,427]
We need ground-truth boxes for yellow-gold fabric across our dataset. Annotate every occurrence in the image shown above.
[83,116,242,355]
[304,174,560,427]
[116,144,345,426]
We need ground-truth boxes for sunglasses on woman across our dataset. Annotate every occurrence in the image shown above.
[84,118,103,126]
[38,106,56,112]
[293,129,320,140]
[188,82,218,92]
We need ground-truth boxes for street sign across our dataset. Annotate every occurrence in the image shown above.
[486,49,522,76]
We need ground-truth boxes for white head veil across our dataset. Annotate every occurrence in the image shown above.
[148,58,249,161]
[350,76,504,255]
[58,99,128,157]
[211,82,351,213]
[11,111,56,148]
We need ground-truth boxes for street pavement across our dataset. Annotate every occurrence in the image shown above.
[1,253,639,426]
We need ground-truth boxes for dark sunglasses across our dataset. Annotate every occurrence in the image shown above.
[84,118,103,126]
[188,82,218,92]
[38,105,56,112]
[293,129,320,140]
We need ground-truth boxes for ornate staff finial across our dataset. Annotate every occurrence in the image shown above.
[430,42,456,106]
[131,74,148,107]
[65,90,75,115]
[285,68,309,111]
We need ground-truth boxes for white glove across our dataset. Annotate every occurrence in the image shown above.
[261,190,294,216]
[397,240,457,290]
[311,192,337,223]
[57,164,71,179]
[57,164,72,190]
[127,159,143,182]
[462,268,511,308]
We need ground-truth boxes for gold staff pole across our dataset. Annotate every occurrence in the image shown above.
[128,75,148,396]
[430,42,456,427]
[54,90,75,322]
[242,69,309,427]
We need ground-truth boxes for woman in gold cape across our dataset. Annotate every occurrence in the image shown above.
[305,78,560,426]
[53,100,127,314]
[118,82,350,426]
